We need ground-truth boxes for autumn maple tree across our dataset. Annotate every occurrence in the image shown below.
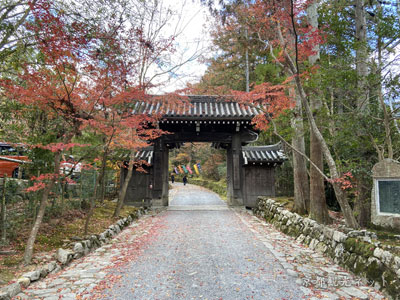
[211,0,360,228]
[0,1,94,264]
[0,0,169,264]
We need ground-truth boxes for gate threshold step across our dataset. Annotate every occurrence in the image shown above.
[167,205,229,211]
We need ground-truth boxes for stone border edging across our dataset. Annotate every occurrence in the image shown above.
[254,197,400,300]
[0,208,148,300]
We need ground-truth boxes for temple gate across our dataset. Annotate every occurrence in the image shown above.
[120,95,286,208]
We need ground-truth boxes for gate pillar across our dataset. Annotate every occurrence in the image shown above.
[152,138,169,206]
[227,133,244,206]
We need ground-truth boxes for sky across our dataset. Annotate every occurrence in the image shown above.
[149,0,214,94]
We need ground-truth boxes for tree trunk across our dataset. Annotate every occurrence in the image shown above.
[113,151,135,218]
[99,151,108,203]
[61,182,65,210]
[1,176,7,244]
[291,91,309,215]
[294,74,359,228]
[245,28,250,93]
[276,20,359,228]
[354,178,371,227]
[309,126,330,224]
[354,0,371,227]
[355,0,369,111]
[100,173,106,203]
[23,151,61,265]
[375,5,393,160]
[307,0,330,224]
[84,149,108,236]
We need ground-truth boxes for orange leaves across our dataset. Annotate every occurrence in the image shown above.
[26,173,58,192]
[26,171,79,192]
[25,181,46,192]
[329,172,355,190]
[1,1,165,155]
[28,0,91,61]
[251,114,271,131]
[232,82,294,131]
[29,173,58,182]
[247,0,326,74]
[223,0,326,133]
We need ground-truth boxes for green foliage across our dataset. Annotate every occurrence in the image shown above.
[254,59,285,86]
[169,143,227,182]
[0,0,34,74]
[274,162,294,197]
[0,179,21,204]
[192,0,400,227]
[0,99,26,139]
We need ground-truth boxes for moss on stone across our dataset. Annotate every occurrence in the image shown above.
[326,248,334,257]
[346,253,357,269]
[291,226,301,238]
[265,214,273,223]
[281,225,289,234]
[256,205,400,299]
[286,227,294,236]
[344,237,358,252]
[366,259,384,283]
[311,231,320,240]
[343,238,375,257]
[384,270,396,284]
[360,243,375,258]
[386,280,400,299]
[354,257,367,275]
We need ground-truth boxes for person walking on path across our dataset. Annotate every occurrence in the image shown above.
[171,174,175,184]
[183,175,187,186]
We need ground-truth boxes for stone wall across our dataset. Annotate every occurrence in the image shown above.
[254,198,400,300]
[0,208,148,300]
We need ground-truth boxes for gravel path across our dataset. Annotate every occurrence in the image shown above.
[14,184,386,300]
[169,182,226,206]
[103,210,302,299]
[102,184,302,299]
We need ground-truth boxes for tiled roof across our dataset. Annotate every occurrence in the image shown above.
[132,95,259,120]
[134,147,153,164]
[242,144,286,165]
[134,144,286,167]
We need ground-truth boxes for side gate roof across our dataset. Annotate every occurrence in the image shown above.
[133,144,286,167]
[242,144,286,166]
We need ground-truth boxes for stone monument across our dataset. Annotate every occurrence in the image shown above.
[371,159,400,230]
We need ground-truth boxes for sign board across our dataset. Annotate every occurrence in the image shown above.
[376,179,400,215]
